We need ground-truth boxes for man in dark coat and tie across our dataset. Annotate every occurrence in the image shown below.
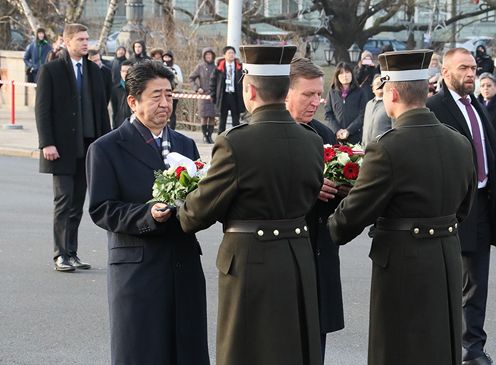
[86,61,209,365]
[329,49,476,365]
[210,46,246,135]
[179,45,324,365]
[35,23,111,272]
[285,57,345,364]
[427,47,496,365]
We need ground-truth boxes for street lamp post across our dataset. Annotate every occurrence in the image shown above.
[311,36,320,53]
[324,45,335,65]
[117,0,147,54]
[348,43,361,63]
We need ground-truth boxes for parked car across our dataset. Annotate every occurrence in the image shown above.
[88,31,119,55]
[363,39,407,56]
[8,29,30,51]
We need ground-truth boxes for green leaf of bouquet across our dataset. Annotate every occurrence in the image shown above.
[179,171,191,186]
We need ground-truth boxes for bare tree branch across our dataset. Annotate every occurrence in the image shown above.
[95,0,118,52]
[16,0,41,32]
[73,0,87,22]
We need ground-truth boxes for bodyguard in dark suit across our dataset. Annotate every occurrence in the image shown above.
[110,60,133,129]
[35,23,110,272]
[210,46,246,134]
[86,61,209,365]
[88,49,113,106]
[286,57,345,364]
[179,45,323,365]
[329,50,476,365]
[427,48,496,365]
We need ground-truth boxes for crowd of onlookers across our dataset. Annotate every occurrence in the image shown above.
[22,28,248,144]
[21,28,496,147]
[324,43,496,147]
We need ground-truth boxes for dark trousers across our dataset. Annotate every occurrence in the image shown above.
[52,157,87,260]
[462,189,492,361]
[169,99,178,130]
[218,92,240,134]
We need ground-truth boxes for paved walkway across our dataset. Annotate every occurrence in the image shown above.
[0,107,214,161]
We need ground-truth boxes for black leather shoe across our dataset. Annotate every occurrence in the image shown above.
[54,256,75,272]
[68,256,91,270]
[463,353,493,365]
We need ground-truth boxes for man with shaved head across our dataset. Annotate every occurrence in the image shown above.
[427,48,496,365]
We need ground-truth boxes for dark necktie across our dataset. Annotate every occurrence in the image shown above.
[459,97,486,182]
[155,137,162,154]
[76,62,82,93]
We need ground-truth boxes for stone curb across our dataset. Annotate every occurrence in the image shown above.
[0,147,39,159]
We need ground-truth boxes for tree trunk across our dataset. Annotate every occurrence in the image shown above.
[333,42,351,63]
[17,0,42,32]
[96,0,119,52]
[65,0,77,23]
[73,0,87,22]
[0,2,13,50]
[162,0,175,45]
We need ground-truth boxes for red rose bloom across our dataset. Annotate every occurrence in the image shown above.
[338,145,354,156]
[194,161,205,169]
[175,166,186,179]
[324,147,335,162]
[343,162,359,180]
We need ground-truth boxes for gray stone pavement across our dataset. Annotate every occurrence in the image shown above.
[0,107,214,161]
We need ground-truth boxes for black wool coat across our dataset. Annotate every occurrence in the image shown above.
[427,85,496,250]
[478,94,496,128]
[35,51,110,174]
[324,86,367,144]
[110,84,131,129]
[86,120,209,365]
[209,58,246,115]
[306,119,344,334]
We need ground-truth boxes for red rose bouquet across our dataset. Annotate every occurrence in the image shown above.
[149,152,209,207]
[323,143,364,186]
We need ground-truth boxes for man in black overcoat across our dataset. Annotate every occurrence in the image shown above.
[86,61,209,365]
[110,60,133,129]
[35,23,110,272]
[427,47,496,365]
[88,49,113,106]
[286,57,345,364]
[210,46,246,134]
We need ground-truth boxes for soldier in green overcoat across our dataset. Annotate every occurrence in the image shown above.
[178,45,324,365]
[328,50,477,365]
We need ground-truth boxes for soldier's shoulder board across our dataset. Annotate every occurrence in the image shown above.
[376,128,395,141]
[225,122,249,135]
